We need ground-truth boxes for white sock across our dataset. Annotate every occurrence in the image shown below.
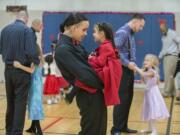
[149,120,157,135]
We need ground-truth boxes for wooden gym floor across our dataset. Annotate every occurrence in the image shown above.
[0,83,180,135]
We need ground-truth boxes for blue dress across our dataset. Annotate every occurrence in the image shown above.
[28,66,44,120]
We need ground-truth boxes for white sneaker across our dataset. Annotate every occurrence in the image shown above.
[151,131,157,135]
[56,95,61,101]
[47,99,52,105]
[52,98,58,104]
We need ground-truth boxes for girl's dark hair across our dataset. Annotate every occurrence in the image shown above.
[96,22,116,49]
[60,13,88,33]
[96,22,120,58]
[45,54,53,65]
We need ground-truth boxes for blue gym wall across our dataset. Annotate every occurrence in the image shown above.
[42,12,175,80]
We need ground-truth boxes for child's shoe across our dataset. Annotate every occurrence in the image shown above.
[176,96,180,101]
[56,95,61,101]
[175,96,180,104]
[151,130,157,135]
[47,99,52,105]
[52,98,58,104]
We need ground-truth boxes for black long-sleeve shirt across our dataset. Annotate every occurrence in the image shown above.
[55,34,103,91]
[0,20,39,65]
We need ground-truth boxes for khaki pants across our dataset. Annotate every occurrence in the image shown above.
[163,55,178,96]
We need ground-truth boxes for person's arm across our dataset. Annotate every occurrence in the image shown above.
[173,32,180,51]
[24,28,40,65]
[0,32,2,54]
[37,44,44,67]
[13,61,35,73]
[55,46,103,90]
[88,44,114,67]
[114,30,130,66]
[173,31,180,44]
[159,37,167,59]
[135,66,154,78]
[159,49,165,59]
[174,36,180,44]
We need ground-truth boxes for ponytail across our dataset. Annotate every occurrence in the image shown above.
[60,13,88,33]
[96,22,119,58]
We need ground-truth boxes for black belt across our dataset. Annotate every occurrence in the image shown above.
[122,65,133,73]
[164,54,178,57]
[5,64,14,69]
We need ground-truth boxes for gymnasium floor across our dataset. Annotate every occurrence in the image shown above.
[0,83,179,135]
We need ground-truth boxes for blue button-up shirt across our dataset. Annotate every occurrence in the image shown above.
[114,23,136,67]
[0,20,39,65]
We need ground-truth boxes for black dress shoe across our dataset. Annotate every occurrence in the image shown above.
[65,93,74,104]
[35,129,43,135]
[121,128,137,133]
[25,128,35,133]
[176,96,180,101]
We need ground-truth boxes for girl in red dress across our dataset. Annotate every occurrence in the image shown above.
[66,22,122,106]
[43,54,69,104]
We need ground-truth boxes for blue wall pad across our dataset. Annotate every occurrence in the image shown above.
[42,12,175,80]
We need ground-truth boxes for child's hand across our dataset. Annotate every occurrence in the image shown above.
[134,66,139,72]
[128,62,136,71]
[13,61,22,68]
[88,55,94,59]
[90,51,96,56]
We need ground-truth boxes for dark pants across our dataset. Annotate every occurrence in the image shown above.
[5,67,31,135]
[76,89,107,135]
[111,66,134,133]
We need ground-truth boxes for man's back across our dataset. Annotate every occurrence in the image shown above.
[0,10,41,135]
[0,20,37,65]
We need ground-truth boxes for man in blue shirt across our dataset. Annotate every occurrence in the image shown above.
[111,14,145,135]
[0,10,39,135]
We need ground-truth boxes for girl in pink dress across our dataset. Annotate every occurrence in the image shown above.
[135,54,169,135]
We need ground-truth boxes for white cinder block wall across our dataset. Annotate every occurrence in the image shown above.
[0,0,180,82]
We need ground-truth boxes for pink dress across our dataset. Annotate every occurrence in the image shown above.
[142,68,169,121]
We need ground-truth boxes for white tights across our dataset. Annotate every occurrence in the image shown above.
[148,120,157,135]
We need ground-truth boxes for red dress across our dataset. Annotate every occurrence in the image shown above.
[57,77,69,88]
[75,40,122,106]
[43,62,69,95]
[44,75,60,95]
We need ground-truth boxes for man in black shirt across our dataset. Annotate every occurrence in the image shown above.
[55,13,107,135]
